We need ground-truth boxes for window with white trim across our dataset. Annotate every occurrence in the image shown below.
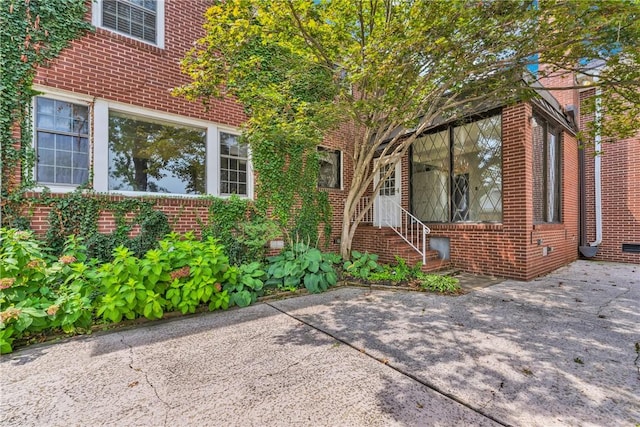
[108,111,207,194]
[35,97,90,186]
[317,147,342,189]
[219,132,248,196]
[95,0,163,47]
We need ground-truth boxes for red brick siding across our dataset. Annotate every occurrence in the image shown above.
[580,90,640,263]
[34,1,245,127]
[347,103,579,280]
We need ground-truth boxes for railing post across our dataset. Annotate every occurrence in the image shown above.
[422,227,426,265]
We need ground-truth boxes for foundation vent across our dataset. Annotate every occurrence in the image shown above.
[621,243,640,253]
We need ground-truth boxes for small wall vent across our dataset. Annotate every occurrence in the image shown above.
[621,243,640,253]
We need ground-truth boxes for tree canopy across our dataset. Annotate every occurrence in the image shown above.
[177,0,640,257]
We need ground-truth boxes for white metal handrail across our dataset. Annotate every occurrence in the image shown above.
[378,199,431,264]
[352,196,374,224]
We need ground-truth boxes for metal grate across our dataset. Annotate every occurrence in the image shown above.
[621,244,640,253]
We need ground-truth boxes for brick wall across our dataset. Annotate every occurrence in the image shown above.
[580,90,640,263]
[25,193,214,237]
[346,103,580,280]
[34,1,245,127]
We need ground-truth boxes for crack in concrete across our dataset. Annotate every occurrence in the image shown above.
[264,301,511,427]
[119,333,172,427]
[596,286,631,317]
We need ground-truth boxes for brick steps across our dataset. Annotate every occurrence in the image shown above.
[353,225,448,270]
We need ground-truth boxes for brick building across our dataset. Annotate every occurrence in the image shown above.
[20,0,638,279]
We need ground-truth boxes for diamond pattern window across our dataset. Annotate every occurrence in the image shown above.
[35,97,89,186]
[220,132,248,195]
[411,113,502,223]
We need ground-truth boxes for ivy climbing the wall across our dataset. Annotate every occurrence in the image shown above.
[45,190,171,262]
[0,0,91,226]
[177,9,339,246]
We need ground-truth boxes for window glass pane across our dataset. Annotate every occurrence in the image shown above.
[411,129,449,222]
[108,111,206,194]
[38,132,55,149]
[56,167,72,184]
[73,169,89,185]
[37,114,54,129]
[38,148,55,166]
[220,132,248,195]
[318,148,341,189]
[532,115,561,223]
[56,134,72,151]
[532,117,545,223]
[35,97,89,186]
[56,151,72,168]
[453,115,502,222]
[37,97,54,115]
[546,131,561,222]
[37,166,55,183]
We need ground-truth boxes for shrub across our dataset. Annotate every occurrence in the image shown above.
[343,250,380,279]
[266,242,338,293]
[418,273,460,293]
[0,229,99,353]
[200,195,280,265]
[368,256,420,283]
[96,232,235,322]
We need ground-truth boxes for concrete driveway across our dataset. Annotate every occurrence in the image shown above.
[1,260,639,426]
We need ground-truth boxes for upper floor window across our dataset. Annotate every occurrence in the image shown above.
[318,147,342,189]
[35,97,90,186]
[95,0,164,47]
[532,114,561,223]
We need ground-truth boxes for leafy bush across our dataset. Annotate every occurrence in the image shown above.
[418,273,460,293]
[1,229,98,353]
[368,256,421,283]
[266,242,338,293]
[343,250,380,279]
[201,195,280,265]
[222,262,266,307]
[96,232,236,322]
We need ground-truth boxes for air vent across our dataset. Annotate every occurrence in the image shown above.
[621,243,640,253]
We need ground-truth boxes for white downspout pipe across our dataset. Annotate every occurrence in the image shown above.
[589,88,602,247]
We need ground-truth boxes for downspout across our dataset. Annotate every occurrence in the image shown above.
[579,87,602,257]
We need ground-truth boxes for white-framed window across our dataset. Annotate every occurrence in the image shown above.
[34,96,91,187]
[317,147,342,189]
[32,87,252,198]
[92,0,165,48]
[219,132,248,196]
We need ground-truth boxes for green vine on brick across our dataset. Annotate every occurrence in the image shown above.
[176,7,337,246]
[0,0,91,225]
[44,190,171,262]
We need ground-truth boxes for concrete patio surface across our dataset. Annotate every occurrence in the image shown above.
[1,260,639,426]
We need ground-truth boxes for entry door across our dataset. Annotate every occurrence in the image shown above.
[373,159,402,227]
